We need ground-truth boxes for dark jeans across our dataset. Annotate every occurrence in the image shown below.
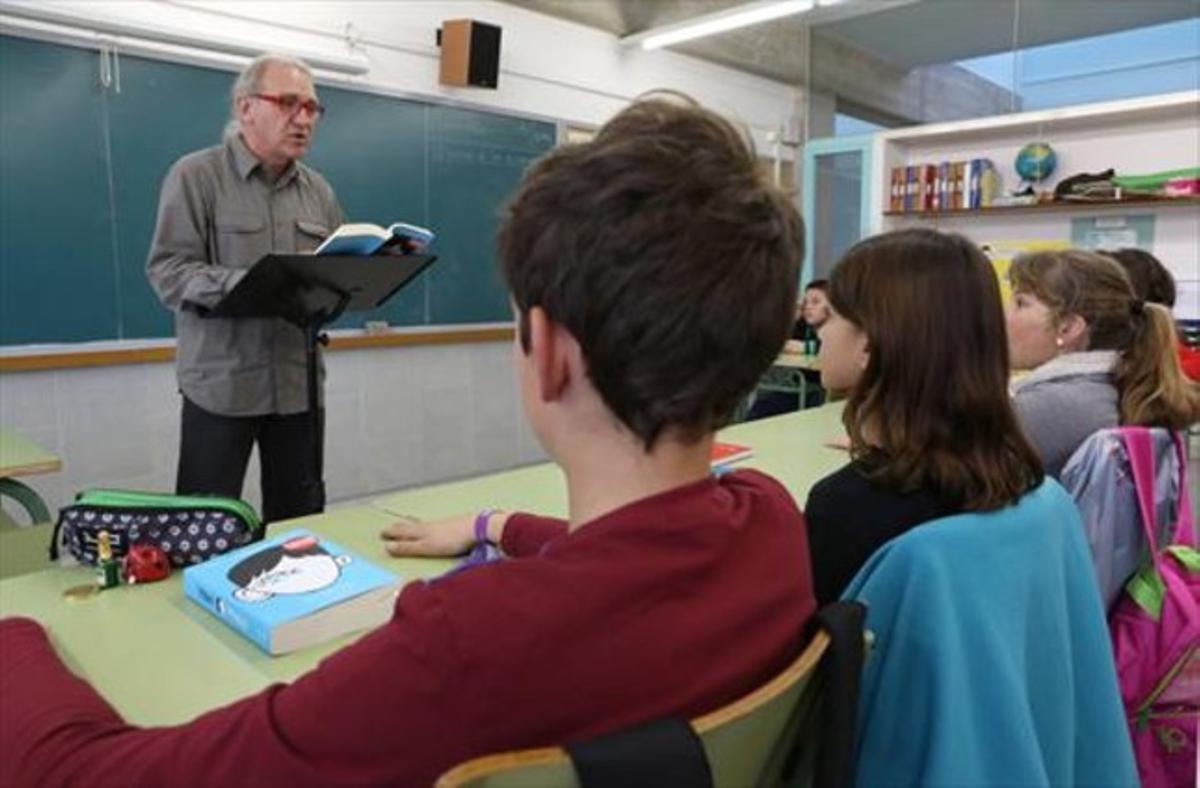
[176,397,323,524]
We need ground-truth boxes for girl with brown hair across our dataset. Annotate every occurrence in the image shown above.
[1007,249,1200,477]
[805,228,1044,604]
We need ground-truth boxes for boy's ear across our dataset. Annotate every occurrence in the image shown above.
[528,306,571,402]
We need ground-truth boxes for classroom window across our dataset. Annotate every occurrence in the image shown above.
[957,18,1200,112]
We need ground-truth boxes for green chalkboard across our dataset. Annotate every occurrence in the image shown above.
[0,34,557,346]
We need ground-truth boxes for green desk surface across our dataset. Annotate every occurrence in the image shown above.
[772,352,821,371]
[0,428,61,477]
[0,404,848,725]
[0,506,456,724]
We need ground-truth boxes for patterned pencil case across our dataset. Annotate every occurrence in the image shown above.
[50,489,264,568]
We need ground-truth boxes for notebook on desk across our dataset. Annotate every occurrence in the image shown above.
[711,441,754,469]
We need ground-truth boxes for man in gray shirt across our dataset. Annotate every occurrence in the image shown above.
[147,53,343,522]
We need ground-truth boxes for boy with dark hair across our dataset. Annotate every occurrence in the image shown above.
[1,96,814,787]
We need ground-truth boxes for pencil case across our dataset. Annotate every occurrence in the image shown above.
[50,489,264,568]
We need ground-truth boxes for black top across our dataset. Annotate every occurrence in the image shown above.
[804,460,958,606]
[791,321,820,350]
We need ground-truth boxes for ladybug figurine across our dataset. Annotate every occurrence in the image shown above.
[123,544,171,584]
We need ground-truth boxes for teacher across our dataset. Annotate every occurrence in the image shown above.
[146,53,343,522]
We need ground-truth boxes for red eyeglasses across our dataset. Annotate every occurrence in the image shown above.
[252,93,326,119]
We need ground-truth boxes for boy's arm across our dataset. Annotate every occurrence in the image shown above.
[496,512,569,557]
[0,580,475,787]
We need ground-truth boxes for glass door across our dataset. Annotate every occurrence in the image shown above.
[801,134,874,284]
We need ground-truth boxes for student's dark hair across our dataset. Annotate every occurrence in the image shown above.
[805,279,828,293]
[227,540,329,587]
[498,94,804,448]
[1010,249,1200,430]
[830,228,1043,510]
[1102,248,1177,308]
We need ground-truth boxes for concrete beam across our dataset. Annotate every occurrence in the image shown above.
[501,0,1018,127]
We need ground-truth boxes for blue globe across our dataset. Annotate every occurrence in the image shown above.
[1015,142,1057,183]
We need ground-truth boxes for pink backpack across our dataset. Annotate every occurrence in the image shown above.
[1109,427,1199,788]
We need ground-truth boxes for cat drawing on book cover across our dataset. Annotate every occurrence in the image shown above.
[227,535,351,602]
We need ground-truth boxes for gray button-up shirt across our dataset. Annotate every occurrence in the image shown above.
[146,134,343,416]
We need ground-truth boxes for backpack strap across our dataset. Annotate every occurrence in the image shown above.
[1168,430,1195,548]
[1119,427,1194,561]
[1120,427,1160,551]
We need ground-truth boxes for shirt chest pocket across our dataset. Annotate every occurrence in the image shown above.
[295,219,331,254]
[214,213,268,269]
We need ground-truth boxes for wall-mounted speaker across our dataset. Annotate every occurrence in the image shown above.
[438,19,502,89]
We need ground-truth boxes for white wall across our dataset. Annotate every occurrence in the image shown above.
[0,340,543,520]
[0,0,803,520]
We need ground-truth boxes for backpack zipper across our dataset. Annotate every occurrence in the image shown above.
[1134,642,1198,731]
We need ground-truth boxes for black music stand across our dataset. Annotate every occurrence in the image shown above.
[204,251,436,516]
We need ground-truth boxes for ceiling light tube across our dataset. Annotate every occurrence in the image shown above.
[0,0,369,74]
[624,0,815,51]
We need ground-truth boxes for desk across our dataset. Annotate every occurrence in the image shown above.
[0,404,848,725]
[0,429,62,524]
[772,352,820,371]
[751,353,821,415]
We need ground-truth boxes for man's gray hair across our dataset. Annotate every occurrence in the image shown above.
[224,53,313,137]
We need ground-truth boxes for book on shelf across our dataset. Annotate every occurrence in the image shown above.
[184,529,402,655]
[314,222,435,256]
[711,441,754,468]
[904,165,917,212]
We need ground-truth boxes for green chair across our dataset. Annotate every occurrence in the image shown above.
[435,629,830,788]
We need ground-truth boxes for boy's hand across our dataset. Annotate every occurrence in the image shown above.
[380,514,476,557]
[824,435,851,451]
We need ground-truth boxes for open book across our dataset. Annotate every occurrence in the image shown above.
[314,222,435,256]
[184,529,401,655]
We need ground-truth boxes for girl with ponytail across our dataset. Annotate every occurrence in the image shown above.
[1006,249,1200,477]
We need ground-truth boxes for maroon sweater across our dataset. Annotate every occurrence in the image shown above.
[0,470,814,787]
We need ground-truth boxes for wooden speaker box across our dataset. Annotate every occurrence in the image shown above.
[438,19,502,89]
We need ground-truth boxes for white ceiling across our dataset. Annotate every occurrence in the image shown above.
[503,0,1200,79]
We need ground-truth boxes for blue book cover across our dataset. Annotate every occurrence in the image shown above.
[184,529,401,655]
[314,221,435,256]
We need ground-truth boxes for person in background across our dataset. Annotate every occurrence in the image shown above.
[1,96,815,787]
[1103,247,1200,382]
[795,278,831,352]
[145,53,343,523]
[803,228,1044,605]
[1007,249,1200,478]
[748,279,831,419]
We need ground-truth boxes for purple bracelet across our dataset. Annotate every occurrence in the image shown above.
[473,509,495,546]
[444,510,501,576]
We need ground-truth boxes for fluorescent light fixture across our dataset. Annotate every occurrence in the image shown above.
[0,0,369,74]
[625,0,815,50]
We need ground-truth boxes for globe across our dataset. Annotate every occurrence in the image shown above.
[1015,142,1057,183]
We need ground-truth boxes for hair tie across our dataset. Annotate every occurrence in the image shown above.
[1132,299,1146,316]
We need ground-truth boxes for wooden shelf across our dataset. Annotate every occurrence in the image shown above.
[883,196,1200,218]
